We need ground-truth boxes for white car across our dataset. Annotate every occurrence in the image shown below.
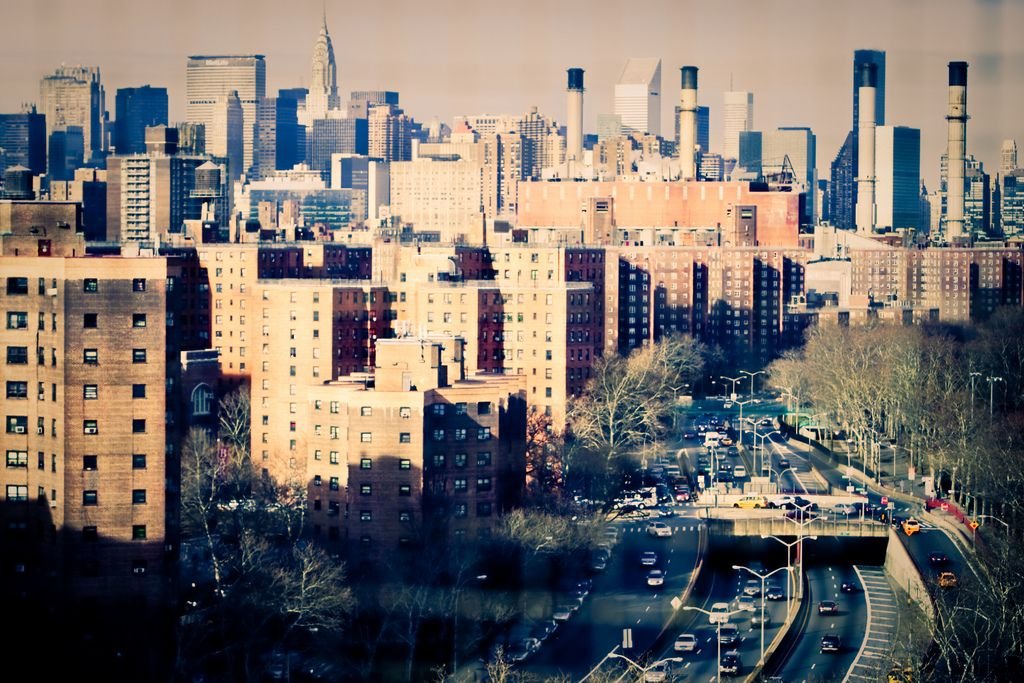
[742,579,761,596]
[733,465,747,478]
[552,604,575,621]
[737,595,756,612]
[647,522,672,537]
[709,602,732,624]
[647,569,666,587]
[674,633,698,652]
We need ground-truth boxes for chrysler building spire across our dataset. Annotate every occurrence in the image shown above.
[307,6,340,119]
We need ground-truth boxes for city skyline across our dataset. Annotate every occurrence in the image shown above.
[2,1,1022,187]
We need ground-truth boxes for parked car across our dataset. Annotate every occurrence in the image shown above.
[674,633,698,653]
[820,633,841,653]
[818,600,839,615]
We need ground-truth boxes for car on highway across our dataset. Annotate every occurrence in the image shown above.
[720,436,735,447]
[530,619,558,643]
[641,551,659,566]
[643,660,680,683]
[718,623,741,646]
[743,579,761,596]
[832,502,857,516]
[709,602,732,624]
[928,551,949,565]
[726,446,740,457]
[737,595,756,612]
[760,418,774,427]
[751,610,773,627]
[674,484,692,502]
[733,465,748,478]
[818,600,839,615]
[841,581,860,593]
[647,521,672,537]
[820,633,841,653]
[719,651,742,676]
[938,571,958,589]
[765,583,785,600]
[552,604,575,622]
[777,456,791,468]
[902,518,922,536]
[507,637,540,662]
[683,430,697,440]
[674,633,698,653]
[646,569,666,587]
[734,495,767,509]
[785,508,820,521]
[589,551,608,572]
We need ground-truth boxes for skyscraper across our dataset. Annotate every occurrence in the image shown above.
[763,127,817,226]
[207,91,244,180]
[0,106,46,175]
[829,50,886,230]
[1001,139,1018,174]
[306,13,341,120]
[114,86,168,155]
[186,55,266,175]
[723,91,754,159]
[875,126,921,230]
[614,58,661,136]
[39,65,106,165]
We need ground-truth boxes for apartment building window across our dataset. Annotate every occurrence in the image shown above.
[130,525,147,541]
[83,278,98,293]
[132,278,146,292]
[83,420,98,435]
[454,453,467,468]
[83,526,98,542]
[37,452,43,469]
[81,313,98,329]
[454,478,467,492]
[545,387,553,398]
[6,484,28,501]
[314,449,322,461]
[313,475,322,487]
[329,477,339,491]
[477,502,492,517]
[132,489,147,504]
[132,314,147,328]
[360,511,372,522]
[477,428,491,441]
[81,384,98,400]
[360,406,372,416]
[83,348,98,365]
[132,419,146,434]
[477,452,492,467]
[132,349,147,363]
[6,277,29,295]
[399,459,411,470]
[7,312,28,329]
[6,450,28,468]
[132,454,146,469]
[399,511,412,523]
[360,432,372,443]
[453,428,467,441]
[476,477,492,492]
[432,429,445,441]
[132,384,146,399]
[453,503,468,518]
[360,458,372,470]
[6,381,28,399]
[431,404,446,416]
[330,401,339,414]
[360,484,372,495]
[477,402,491,415]
[83,490,98,506]
[82,455,97,470]
[400,432,411,443]
[432,454,446,468]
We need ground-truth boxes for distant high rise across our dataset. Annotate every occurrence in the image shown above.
[0,107,46,175]
[368,105,413,162]
[47,127,84,182]
[207,91,244,180]
[737,130,762,176]
[306,13,341,120]
[307,118,369,174]
[831,50,886,230]
[351,91,399,107]
[939,153,990,239]
[114,86,168,155]
[723,91,754,159]
[186,55,266,175]
[614,58,661,136]
[1001,139,1018,174]
[875,126,922,230]
[674,105,709,153]
[39,65,106,165]
[763,127,817,226]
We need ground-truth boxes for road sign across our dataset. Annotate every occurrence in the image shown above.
[969,520,979,530]
[670,597,682,611]
[622,628,633,649]
[887,502,895,510]
[881,496,889,506]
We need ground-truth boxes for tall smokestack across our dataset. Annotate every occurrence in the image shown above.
[945,61,969,243]
[678,66,698,180]
[566,68,584,164]
[855,63,878,234]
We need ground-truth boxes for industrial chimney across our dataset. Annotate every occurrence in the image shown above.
[945,61,969,243]
[678,66,699,180]
[566,68,584,164]
[855,62,878,234]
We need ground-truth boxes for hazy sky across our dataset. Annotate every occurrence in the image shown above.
[3,0,1022,186]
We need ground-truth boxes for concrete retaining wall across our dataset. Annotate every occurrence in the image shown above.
[883,527,935,621]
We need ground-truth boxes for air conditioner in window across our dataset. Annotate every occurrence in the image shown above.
[46,288,58,296]
[84,426,98,434]
[14,426,26,434]
[36,427,44,434]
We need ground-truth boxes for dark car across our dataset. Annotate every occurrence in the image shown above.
[818,600,839,615]
[777,457,790,469]
[765,583,785,600]
[683,430,697,440]
[718,623,741,646]
[720,652,742,676]
[928,551,949,566]
[716,471,735,483]
[841,581,859,593]
[820,633,841,653]
[726,446,740,457]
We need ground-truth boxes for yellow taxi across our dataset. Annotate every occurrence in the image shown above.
[901,518,921,536]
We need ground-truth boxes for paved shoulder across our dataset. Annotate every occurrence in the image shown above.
[844,566,898,682]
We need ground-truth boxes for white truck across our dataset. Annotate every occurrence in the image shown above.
[703,431,723,448]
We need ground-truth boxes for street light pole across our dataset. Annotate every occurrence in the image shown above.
[784,503,818,599]
[987,376,1004,419]
[683,605,744,683]
[732,565,793,665]
[741,370,765,400]
[721,375,742,399]
[761,534,818,615]
[969,371,981,423]
[607,653,683,683]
